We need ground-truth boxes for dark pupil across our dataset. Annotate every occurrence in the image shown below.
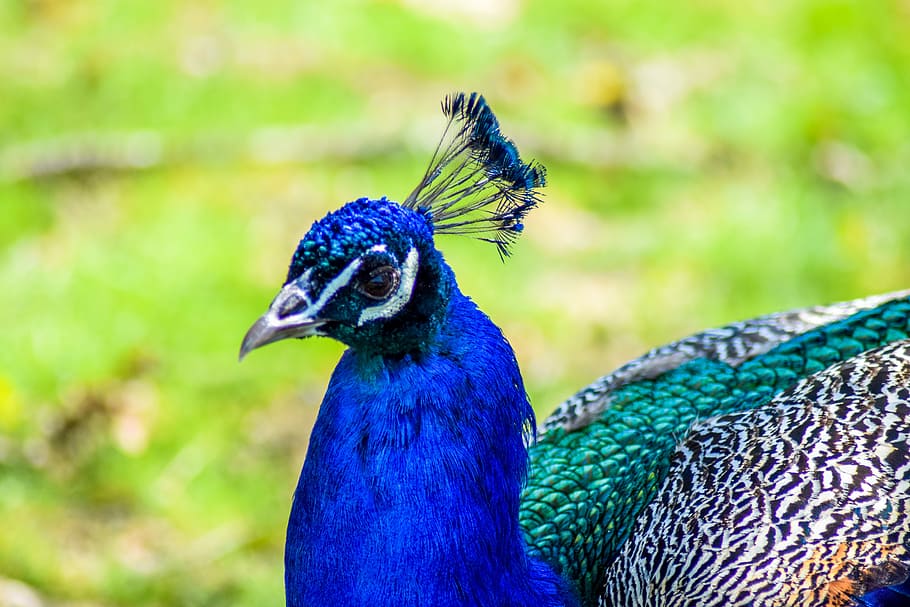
[360,266,398,300]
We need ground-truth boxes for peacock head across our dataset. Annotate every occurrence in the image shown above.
[240,197,450,356]
[240,92,546,359]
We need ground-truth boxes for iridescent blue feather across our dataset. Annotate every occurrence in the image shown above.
[403,92,546,257]
[859,579,910,607]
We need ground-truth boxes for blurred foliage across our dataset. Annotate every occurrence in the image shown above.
[1,0,909,604]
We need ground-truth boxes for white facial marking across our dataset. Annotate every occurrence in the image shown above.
[267,243,403,333]
[357,247,419,326]
[296,268,314,306]
[309,256,363,314]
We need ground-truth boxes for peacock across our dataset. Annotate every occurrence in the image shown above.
[239,92,910,607]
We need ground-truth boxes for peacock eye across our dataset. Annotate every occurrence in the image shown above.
[357,265,400,300]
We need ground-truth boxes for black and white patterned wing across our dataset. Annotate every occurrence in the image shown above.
[603,339,910,607]
[543,290,910,434]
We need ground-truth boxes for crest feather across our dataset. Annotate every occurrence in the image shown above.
[402,92,546,258]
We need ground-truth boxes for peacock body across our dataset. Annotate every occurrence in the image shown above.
[240,93,910,607]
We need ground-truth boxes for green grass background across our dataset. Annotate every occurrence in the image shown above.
[2,1,909,604]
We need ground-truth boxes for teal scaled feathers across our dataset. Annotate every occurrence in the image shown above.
[524,292,910,605]
[241,93,910,607]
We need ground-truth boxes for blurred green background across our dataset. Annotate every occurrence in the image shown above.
[2,0,909,605]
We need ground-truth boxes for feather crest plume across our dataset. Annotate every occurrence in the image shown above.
[403,92,546,257]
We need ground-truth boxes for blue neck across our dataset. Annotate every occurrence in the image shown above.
[285,289,575,606]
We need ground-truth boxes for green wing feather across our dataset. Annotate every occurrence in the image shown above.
[520,293,910,604]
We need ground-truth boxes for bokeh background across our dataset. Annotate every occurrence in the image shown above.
[2,1,910,605]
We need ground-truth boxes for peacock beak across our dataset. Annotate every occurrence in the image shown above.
[239,280,327,361]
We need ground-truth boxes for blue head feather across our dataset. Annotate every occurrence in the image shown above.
[286,197,433,285]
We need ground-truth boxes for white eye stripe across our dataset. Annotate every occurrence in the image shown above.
[306,257,363,315]
[357,247,419,326]
[310,244,389,313]
[280,244,413,325]
[297,269,314,306]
